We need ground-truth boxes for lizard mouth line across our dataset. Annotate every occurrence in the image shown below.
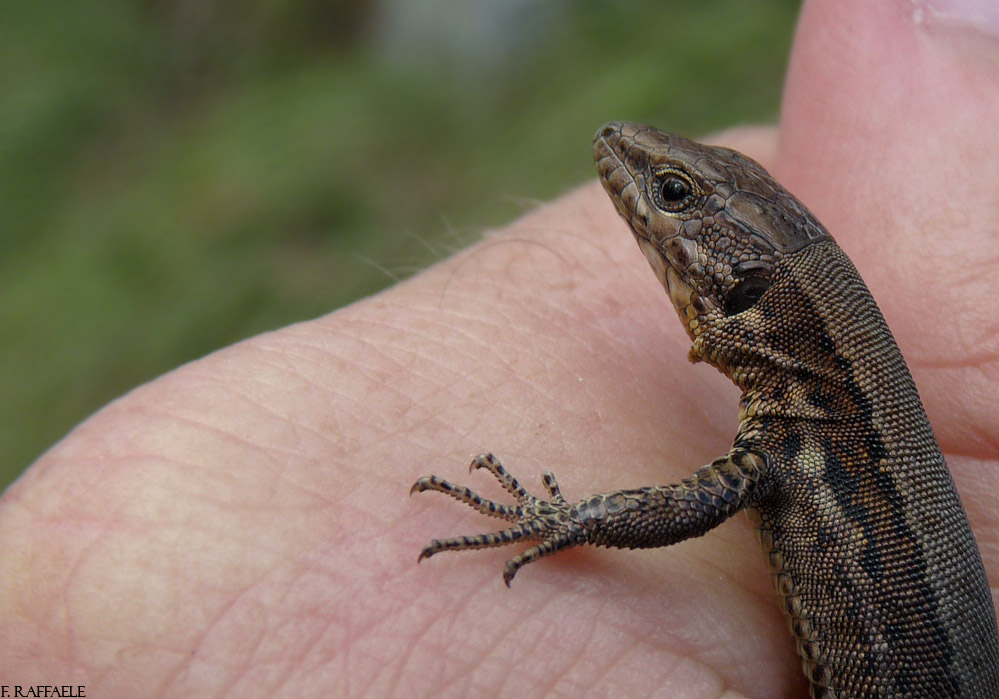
[593,125,644,224]
[635,237,697,333]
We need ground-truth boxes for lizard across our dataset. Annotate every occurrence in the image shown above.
[411,121,999,697]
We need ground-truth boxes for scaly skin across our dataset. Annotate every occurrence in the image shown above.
[412,122,999,697]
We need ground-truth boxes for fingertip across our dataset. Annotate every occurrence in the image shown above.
[778,0,999,258]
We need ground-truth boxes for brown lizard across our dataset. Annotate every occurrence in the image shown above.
[411,122,999,697]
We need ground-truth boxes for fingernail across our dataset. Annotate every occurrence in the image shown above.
[911,0,999,37]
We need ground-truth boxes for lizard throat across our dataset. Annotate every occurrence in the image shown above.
[637,238,699,337]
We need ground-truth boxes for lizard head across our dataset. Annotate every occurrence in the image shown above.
[593,122,828,345]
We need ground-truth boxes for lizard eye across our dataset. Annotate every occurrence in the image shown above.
[661,177,689,202]
[724,275,771,316]
[654,170,697,212]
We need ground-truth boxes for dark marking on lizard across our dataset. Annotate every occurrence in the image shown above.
[411,122,999,697]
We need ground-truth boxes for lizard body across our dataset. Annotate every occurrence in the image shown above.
[412,122,999,697]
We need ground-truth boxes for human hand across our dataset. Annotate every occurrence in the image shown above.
[2,1,997,696]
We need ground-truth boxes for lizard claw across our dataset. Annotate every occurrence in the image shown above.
[413,453,586,584]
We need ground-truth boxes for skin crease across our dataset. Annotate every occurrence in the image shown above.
[1,0,997,696]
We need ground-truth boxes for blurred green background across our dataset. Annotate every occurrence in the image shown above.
[1,0,801,490]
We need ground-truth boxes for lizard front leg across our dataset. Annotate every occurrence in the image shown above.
[412,450,767,585]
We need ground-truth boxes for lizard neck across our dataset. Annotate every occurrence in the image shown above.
[695,240,908,423]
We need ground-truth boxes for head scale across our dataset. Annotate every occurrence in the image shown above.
[594,122,829,341]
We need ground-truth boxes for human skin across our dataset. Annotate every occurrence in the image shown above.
[2,0,997,696]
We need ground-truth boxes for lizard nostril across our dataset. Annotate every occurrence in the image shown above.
[596,122,622,142]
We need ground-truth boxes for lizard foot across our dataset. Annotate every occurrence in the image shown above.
[411,453,586,585]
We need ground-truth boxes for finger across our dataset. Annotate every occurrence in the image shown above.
[777,0,999,459]
[779,0,999,254]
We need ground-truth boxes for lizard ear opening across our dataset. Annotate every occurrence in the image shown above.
[723,275,771,316]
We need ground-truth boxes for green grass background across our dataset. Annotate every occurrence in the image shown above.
[1,0,801,490]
